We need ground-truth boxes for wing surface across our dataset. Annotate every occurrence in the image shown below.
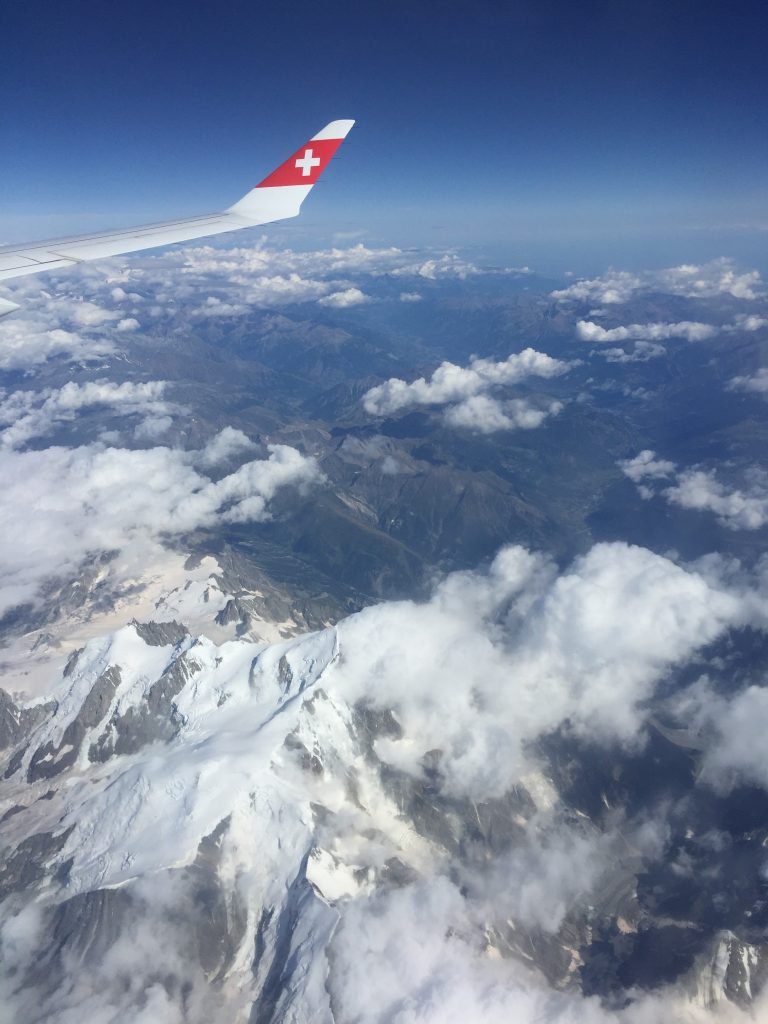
[0,119,354,296]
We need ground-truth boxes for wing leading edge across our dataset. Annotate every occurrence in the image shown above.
[0,119,354,307]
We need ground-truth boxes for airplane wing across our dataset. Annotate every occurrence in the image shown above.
[0,119,354,316]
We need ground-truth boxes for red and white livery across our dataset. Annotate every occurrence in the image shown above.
[0,119,355,317]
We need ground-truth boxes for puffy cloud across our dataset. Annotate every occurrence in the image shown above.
[729,367,768,395]
[0,436,323,618]
[578,320,717,343]
[159,243,486,317]
[327,542,744,797]
[70,300,118,326]
[619,450,677,483]
[0,314,114,369]
[318,286,370,308]
[390,252,484,280]
[0,379,173,449]
[444,395,563,433]
[553,259,764,305]
[399,291,422,302]
[580,313,767,361]
[363,348,570,433]
[199,425,257,467]
[117,317,140,331]
[665,469,768,530]
[620,451,768,530]
[133,414,172,439]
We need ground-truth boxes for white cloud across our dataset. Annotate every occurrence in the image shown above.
[0,241,510,368]
[168,243,488,310]
[729,367,768,395]
[329,863,766,1024]
[695,684,768,792]
[620,451,768,530]
[326,542,745,797]
[580,312,767,361]
[619,449,677,483]
[598,341,667,363]
[117,317,140,331]
[0,379,173,449]
[318,286,370,308]
[0,314,114,369]
[553,258,764,304]
[665,468,768,531]
[444,395,563,433]
[363,348,570,433]
[70,300,118,326]
[133,414,173,440]
[0,436,323,618]
[399,291,422,302]
[578,320,717,343]
[199,425,257,467]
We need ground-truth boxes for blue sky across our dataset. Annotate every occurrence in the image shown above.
[2,0,767,269]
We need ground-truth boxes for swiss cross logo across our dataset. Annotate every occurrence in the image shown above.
[295,149,321,176]
[256,136,345,188]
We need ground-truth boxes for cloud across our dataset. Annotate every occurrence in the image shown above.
[692,684,768,792]
[444,394,563,433]
[133,414,173,440]
[580,313,767,361]
[362,348,570,433]
[620,451,768,530]
[117,317,140,331]
[665,468,768,530]
[326,541,746,797]
[130,244,490,318]
[0,379,173,449]
[399,291,422,302]
[619,450,677,483]
[0,241,510,368]
[328,869,766,1024]
[199,425,257,467]
[318,286,370,308]
[70,300,119,326]
[553,259,764,304]
[0,314,115,369]
[0,435,323,619]
[578,320,717,343]
[597,341,668,363]
[729,367,768,395]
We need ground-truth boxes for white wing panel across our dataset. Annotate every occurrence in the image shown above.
[0,214,248,282]
[0,257,79,282]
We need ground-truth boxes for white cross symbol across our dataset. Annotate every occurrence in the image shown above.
[295,148,321,176]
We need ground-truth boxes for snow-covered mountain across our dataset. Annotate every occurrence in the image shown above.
[2,543,767,1024]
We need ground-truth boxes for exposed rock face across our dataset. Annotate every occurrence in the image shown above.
[0,688,54,752]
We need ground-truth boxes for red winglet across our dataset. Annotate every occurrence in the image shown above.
[256,136,346,188]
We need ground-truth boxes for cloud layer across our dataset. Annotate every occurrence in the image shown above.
[0,379,174,449]
[553,258,764,304]
[0,436,323,619]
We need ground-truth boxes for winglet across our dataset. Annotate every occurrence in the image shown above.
[227,120,355,223]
